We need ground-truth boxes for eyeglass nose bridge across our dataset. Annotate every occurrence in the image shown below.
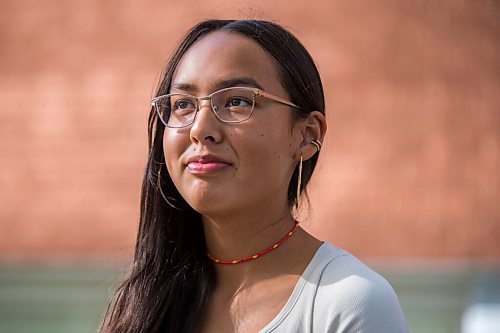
[196,95,219,112]
[189,95,221,128]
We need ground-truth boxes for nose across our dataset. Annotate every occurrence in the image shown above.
[189,98,223,144]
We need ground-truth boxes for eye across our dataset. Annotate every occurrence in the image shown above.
[173,99,196,110]
[227,97,252,107]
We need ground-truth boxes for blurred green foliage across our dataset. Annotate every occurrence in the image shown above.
[0,264,498,333]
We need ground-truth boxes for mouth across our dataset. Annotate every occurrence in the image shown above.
[185,154,232,174]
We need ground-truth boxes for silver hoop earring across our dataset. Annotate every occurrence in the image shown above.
[296,155,303,209]
[311,139,322,152]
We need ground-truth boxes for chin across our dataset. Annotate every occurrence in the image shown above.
[188,202,233,219]
[184,192,243,219]
[181,190,225,216]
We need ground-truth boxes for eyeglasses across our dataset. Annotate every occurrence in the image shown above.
[151,86,301,128]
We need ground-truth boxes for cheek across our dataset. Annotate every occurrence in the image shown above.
[235,125,296,179]
[162,130,188,178]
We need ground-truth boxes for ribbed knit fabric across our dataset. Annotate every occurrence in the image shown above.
[259,242,409,333]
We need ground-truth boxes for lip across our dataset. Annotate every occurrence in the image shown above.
[185,154,232,174]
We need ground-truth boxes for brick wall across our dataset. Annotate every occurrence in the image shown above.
[0,0,498,261]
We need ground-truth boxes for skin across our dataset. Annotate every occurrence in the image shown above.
[163,31,327,333]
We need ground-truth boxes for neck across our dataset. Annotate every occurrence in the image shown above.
[201,206,299,282]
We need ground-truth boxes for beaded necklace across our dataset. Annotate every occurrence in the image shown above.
[207,221,300,265]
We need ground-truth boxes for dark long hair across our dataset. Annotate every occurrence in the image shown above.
[100,19,325,333]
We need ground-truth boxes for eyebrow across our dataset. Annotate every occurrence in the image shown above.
[217,77,264,90]
[170,77,265,93]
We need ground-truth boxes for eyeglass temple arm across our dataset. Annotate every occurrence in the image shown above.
[151,96,163,106]
[254,89,302,109]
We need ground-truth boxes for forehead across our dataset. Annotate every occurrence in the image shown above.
[171,31,284,93]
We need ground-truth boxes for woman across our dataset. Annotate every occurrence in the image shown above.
[101,19,408,333]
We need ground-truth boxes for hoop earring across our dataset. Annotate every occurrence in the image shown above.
[157,166,183,210]
[311,139,322,152]
[296,155,303,209]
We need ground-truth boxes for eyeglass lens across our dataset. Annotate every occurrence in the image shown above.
[155,88,256,127]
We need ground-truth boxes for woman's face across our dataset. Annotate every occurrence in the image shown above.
[163,31,303,217]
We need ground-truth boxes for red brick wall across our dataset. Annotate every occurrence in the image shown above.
[1,0,498,261]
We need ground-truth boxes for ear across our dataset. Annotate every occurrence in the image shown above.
[294,111,327,161]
